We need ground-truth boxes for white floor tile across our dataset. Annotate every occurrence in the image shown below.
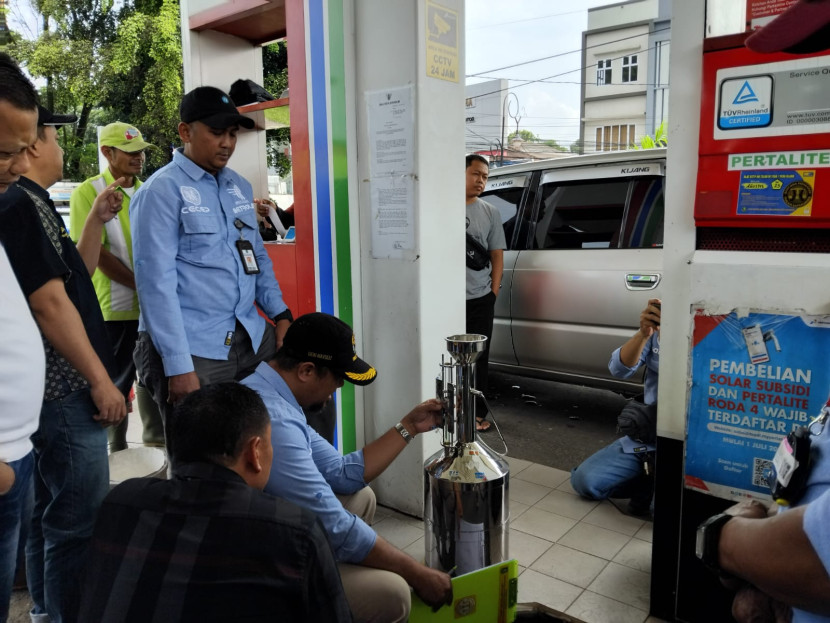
[517,568,583,613]
[511,507,577,543]
[535,489,598,521]
[557,478,578,495]
[510,478,553,506]
[509,499,531,521]
[558,522,631,560]
[508,528,554,568]
[513,463,570,489]
[506,456,533,476]
[613,538,652,574]
[587,561,651,611]
[581,501,646,536]
[566,590,649,623]
[530,543,608,588]
[403,536,425,562]
[635,522,654,543]
[373,516,424,550]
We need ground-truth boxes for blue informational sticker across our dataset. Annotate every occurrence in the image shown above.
[685,311,830,501]
[737,169,815,216]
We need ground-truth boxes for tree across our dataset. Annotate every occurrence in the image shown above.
[262,39,291,178]
[507,129,539,143]
[542,138,567,152]
[5,0,182,180]
[570,139,584,155]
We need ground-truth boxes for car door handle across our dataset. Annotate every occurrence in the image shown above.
[625,273,660,290]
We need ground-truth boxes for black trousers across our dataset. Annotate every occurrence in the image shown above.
[466,291,496,418]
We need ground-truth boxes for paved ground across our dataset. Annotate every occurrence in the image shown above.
[482,371,627,472]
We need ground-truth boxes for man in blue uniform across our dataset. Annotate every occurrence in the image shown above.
[131,86,292,431]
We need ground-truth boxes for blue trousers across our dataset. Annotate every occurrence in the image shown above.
[0,451,34,623]
[26,389,109,623]
[570,438,653,508]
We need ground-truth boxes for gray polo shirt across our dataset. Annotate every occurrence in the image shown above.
[466,197,506,300]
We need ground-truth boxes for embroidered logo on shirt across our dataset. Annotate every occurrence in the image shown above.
[180,186,201,205]
[226,183,247,202]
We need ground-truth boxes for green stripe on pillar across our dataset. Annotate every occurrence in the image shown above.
[328,0,356,453]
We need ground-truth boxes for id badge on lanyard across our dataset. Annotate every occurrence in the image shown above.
[234,218,260,274]
[765,396,830,509]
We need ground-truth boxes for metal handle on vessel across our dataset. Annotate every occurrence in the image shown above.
[469,388,509,456]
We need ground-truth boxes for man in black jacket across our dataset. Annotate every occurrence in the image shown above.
[79,383,351,623]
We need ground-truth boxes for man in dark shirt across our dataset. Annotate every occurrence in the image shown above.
[0,106,126,622]
[79,383,352,623]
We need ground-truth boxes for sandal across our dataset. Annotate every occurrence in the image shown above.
[476,417,492,432]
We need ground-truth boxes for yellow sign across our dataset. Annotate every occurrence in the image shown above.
[425,0,459,83]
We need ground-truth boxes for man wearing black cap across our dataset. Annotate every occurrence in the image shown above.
[131,86,292,433]
[242,312,453,623]
[0,104,126,622]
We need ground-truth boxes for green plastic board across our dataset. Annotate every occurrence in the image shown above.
[409,559,519,623]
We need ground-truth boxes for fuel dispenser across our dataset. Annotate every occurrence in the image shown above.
[662,4,830,622]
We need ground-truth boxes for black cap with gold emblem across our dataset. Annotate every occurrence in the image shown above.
[280,312,377,386]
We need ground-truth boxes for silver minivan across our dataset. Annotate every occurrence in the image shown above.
[483,148,666,394]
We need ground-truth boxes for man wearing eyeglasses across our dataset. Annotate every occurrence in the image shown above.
[70,123,164,451]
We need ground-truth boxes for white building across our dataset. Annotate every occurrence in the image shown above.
[580,0,671,152]
[464,79,508,156]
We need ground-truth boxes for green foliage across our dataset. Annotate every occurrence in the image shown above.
[4,0,182,180]
[570,139,584,154]
[542,138,567,152]
[631,120,668,150]
[262,40,291,177]
[507,129,539,143]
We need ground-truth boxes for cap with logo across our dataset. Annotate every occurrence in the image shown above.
[179,86,255,130]
[280,312,377,386]
[99,122,154,153]
[745,0,830,54]
[37,105,77,127]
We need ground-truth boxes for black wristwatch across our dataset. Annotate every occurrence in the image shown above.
[695,513,732,574]
[273,309,294,324]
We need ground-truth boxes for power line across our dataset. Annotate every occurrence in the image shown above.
[467,26,670,79]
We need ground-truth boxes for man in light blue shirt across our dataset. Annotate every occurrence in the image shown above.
[570,298,661,516]
[132,86,293,428]
[242,312,453,623]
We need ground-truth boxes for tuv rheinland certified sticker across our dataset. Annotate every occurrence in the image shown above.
[719,75,773,130]
[714,57,830,140]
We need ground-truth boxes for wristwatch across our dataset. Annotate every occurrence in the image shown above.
[395,422,413,444]
[695,513,732,574]
[272,308,294,324]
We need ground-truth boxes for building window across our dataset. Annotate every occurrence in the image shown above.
[596,59,612,85]
[594,124,636,152]
[622,55,638,83]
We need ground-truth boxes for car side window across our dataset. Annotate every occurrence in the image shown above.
[480,174,531,250]
[532,179,629,250]
[620,177,664,248]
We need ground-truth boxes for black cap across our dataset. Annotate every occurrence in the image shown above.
[745,0,830,54]
[38,105,77,127]
[179,86,255,130]
[280,313,377,386]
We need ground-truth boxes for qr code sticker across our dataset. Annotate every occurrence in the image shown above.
[753,458,772,488]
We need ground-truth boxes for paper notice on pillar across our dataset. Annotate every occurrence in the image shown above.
[370,175,416,259]
[366,86,414,177]
[685,309,830,501]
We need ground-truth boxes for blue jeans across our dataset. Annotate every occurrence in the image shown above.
[26,389,109,623]
[0,451,34,623]
[570,438,653,508]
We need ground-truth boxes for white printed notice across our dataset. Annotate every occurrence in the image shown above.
[366,85,415,259]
